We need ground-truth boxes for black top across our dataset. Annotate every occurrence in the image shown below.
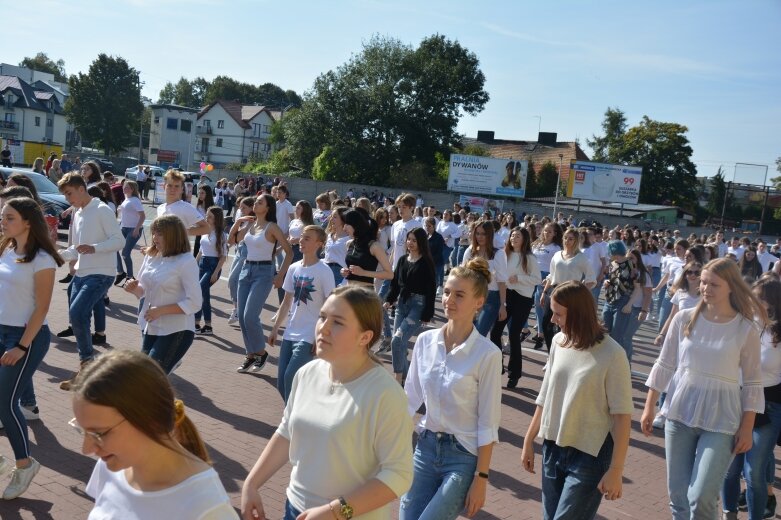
[428,231,445,266]
[345,240,379,284]
[386,254,436,322]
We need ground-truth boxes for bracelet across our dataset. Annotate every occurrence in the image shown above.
[476,471,489,479]
[15,344,29,352]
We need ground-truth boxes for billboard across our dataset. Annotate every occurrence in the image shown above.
[458,195,504,217]
[566,160,642,204]
[448,154,527,198]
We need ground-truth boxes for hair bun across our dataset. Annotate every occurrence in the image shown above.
[465,257,492,285]
[174,399,186,427]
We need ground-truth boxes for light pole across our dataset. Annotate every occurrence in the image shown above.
[553,153,564,219]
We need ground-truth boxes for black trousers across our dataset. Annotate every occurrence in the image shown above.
[490,289,534,379]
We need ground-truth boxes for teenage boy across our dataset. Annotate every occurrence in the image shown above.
[57,173,123,390]
[275,184,295,236]
[156,169,210,236]
[267,225,335,402]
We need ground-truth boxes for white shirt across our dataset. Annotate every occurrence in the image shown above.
[0,249,57,326]
[760,329,781,387]
[495,227,510,249]
[461,247,508,291]
[758,251,775,272]
[244,223,276,262]
[505,251,541,298]
[390,218,422,269]
[581,246,603,283]
[276,198,295,235]
[643,251,662,269]
[118,196,144,228]
[436,220,460,249]
[282,260,335,343]
[86,459,237,520]
[199,232,227,258]
[323,234,350,267]
[60,198,124,277]
[532,242,561,275]
[548,250,595,287]
[728,245,745,261]
[135,168,147,182]
[405,327,502,456]
[663,256,686,287]
[157,200,204,230]
[288,218,305,242]
[137,253,202,336]
[670,289,700,312]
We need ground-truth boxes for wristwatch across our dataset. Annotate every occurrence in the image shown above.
[338,496,354,519]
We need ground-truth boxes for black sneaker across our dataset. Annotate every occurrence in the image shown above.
[507,378,519,389]
[114,272,127,286]
[197,325,213,335]
[59,274,73,284]
[236,356,255,373]
[56,326,74,338]
[92,333,107,346]
[250,352,269,372]
[765,494,776,519]
[533,336,543,350]
[738,489,747,511]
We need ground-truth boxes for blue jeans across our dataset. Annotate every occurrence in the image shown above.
[329,262,344,286]
[650,267,661,315]
[456,244,468,266]
[533,271,550,335]
[391,294,425,376]
[621,307,642,364]
[229,242,247,303]
[195,256,220,323]
[541,435,614,520]
[475,290,500,337]
[0,325,50,460]
[116,227,141,277]
[722,400,781,518]
[665,419,735,520]
[658,288,674,333]
[237,262,274,355]
[602,293,632,359]
[141,330,195,374]
[399,430,477,520]
[449,245,459,267]
[284,500,302,520]
[70,274,113,362]
[379,279,392,339]
[277,339,314,403]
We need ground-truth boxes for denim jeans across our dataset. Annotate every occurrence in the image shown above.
[533,271,550,335]
[391,294,425,376]
[722,400,781,518]
[0,324,50,460]
[491,290,534,380]
[379,278,392,339]
[283,500,302,520]
[665,419,735,520]
[658,289,674,333]
[116,227,141,277]
[329,262,344,286]
[237,262,274,355]
[602,293,632,359]
[195,256,220,323]
[399,430,477,520]
[621,307,642,364]
[449,245,458,267]
[228,242,247,303]
[650,267,661,315]
[456,244,468,266]
[141,330,195,374]
[541,435,613,520]
[475,290,500,337]
[70,274,114,362]
[277,339,314,403]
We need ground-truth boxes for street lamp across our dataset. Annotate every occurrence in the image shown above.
[553,153,564,219]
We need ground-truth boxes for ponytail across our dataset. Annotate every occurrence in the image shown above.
[173,399,211,464]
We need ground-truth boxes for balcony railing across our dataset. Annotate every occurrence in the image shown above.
[0,121,19,131]
[196,125,212,135]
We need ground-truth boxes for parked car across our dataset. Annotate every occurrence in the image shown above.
[124,165,166,181]
[84,157,115,173]
[0,167,71,228]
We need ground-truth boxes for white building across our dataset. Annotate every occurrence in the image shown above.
[0,75,67,146]
[194,100,279,166]
[148,103,200,168]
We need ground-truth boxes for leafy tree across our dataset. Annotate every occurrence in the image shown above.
[536,161,559,197]
[158,76,208,107]
[284,34,488,185]
[66,54,143,157]
[769,156,781,189]
[586,107,626,163]
[158,76,299,109]
[525,160,539,197]
[19,52,67,82]
[706,167,729,216]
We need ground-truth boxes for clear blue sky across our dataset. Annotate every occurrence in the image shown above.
[9,0,781,184]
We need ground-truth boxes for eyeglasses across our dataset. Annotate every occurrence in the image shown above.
[68,417,126,447]
[686,270,701,277]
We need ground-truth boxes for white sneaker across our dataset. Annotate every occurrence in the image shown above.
[436,287,443,297]
[227,308,238,324]
[652,414,666,429]
[22,406,39,421]
[3,457,40,499]
[0,456,13,479]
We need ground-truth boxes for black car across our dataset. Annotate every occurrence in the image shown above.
[84,157,116,173]
[0,167,71,228]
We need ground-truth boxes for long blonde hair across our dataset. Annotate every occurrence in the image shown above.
[684,258,767,337]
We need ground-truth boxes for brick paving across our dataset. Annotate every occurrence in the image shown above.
[0,203,776,519]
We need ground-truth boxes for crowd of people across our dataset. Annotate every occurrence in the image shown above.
[2,160,781,519]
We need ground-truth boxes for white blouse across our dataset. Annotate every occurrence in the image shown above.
[646,308,763,434]
[532,243,561,274]
[137,253,202,336]
[760,329,781,388]
[324,234,350,267]
[547,250,595,287]
[405,327,502,456]
[505,252,541,298]
[461,247,508,291]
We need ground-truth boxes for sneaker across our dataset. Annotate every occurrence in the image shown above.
[765,494,777,519]
[227,308,238,324]
[58,273,73,284]
[197,325,213,335]
[3,457,40,500]
[532,336,543,350]
[113,272,127,286]
[722,512,738,520]
[91,333,107,346]
[738,489,747,511]
[56,326,74,338]
[236,356,256,373]
[436,286,443,297]
[0,456,13,479]
[507,377,519,389]
[104,296,110,308]
[60,360,91,391]
[21,406,39,422]
[520,330,531,344]
[652,414,666,429]
[250,352,269,372]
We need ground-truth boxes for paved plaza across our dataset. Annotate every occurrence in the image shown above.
[0,204,777,519]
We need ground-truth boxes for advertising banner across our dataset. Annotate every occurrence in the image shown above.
[458,195,504,217]
[566,160,642,204]
[153,178,166,205]
[448,154,528,198]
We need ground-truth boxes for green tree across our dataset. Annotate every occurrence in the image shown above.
[284,34,488,185]
[525,160,539,197]
[66,54,143,156]
[19,52,67,82]
[769,156,781,189]
[158,76,208,107]
[587,107,627,163]
[706,167,729,216]
[536,161,559,197]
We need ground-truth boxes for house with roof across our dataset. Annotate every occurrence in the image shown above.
[194,100,280,166]
[148,103,200,168]
[0,74,67,146]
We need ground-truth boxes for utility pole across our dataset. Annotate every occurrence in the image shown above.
[553,153,563,219]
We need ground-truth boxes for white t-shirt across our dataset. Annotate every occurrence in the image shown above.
[282,260,335,343]
[199,232,228,258]
[728,245,745,261]
[119,197,144,228]
[0,249,57,326]
[86,459,238,520]
[288,219,305,242]
[760,329,781,387]
[276,198,295,235]
[435,220,460,249]
[390,218,422,269]
[670,289,701,312]
[157,201,204,230]
[532,242,561,275]
[137,253,202,336]
[461,247,508,291]
[495,227,510,249]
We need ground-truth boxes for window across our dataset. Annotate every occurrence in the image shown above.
[35,117,41,127]
[166,118,178,130]
[263,125,270,133]
[216,138,223,147]
[180,120,192,132]
[154,116,160,124]
[251,142,259,155]
[253,123,261,136]
[47,118,53,127]
[217,120,224,129]
[4,113,13,122]
[203,119,211,128]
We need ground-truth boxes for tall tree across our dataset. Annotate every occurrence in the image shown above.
[284,34,488,186]
[769,156,781,189]
[587,107,627,163]
[536,161,559,197]
[65,54,143,156]
[706,167,729,216]
[19,52,67,82]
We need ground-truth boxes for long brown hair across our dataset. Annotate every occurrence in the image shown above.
[206,206,225,257]
[148,215,191,257]
[0,197,64,266]
[755,274,781,345]
[72,350,210,463]
[505,226,532,274]
[670,261,702,294]
[470,221,496,260]
[551,281,605,350]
